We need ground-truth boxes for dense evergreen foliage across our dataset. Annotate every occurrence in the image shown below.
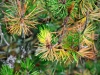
[0,0,100,75]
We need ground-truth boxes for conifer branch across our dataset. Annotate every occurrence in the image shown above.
[57,15,69,45]
[54,2,74,47]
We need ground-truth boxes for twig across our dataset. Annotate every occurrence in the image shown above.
[55,14,70,46]
[54,1,75,47]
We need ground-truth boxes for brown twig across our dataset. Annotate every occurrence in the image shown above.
[57,16,69,45]
[53,2,74,47]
